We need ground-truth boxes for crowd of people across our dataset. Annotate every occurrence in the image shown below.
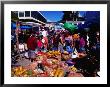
[11,26,100,77]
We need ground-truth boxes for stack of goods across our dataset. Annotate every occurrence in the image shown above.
[12,51,84,77]
[47,51,61,58]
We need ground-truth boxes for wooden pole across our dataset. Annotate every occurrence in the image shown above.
[15,21,20,57]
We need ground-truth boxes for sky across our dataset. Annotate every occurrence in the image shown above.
[40,11,86,22]
[40,11,64,22]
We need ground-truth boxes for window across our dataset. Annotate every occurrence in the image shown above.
[13,11,18,17]
[25,11,30,17]
[19,11,24,17]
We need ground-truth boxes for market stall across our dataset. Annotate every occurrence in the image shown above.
[11,50,85,77]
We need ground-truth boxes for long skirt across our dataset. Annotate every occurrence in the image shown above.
[28,50,36,59]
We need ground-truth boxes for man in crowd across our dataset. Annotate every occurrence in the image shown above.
[27,32,37,62]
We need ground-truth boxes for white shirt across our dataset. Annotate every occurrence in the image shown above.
[42,30,48,37]
[19,44,25,52]
[87,35,89,46]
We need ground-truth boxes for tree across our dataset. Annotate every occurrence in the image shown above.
[60,11,80,23]
[73,11,79,21]
[11,11,19,21]
[60,11,73,23]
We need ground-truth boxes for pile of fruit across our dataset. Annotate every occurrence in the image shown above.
[51,68,64,77]
[11,66,36,77]
[47,51,61,58]
[12,51,84,77]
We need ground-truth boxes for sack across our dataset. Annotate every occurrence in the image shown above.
[71,53,77,58]
[71,48,78,58]
[24,52,29,58]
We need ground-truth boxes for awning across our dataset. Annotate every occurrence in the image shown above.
[11,22,32,29]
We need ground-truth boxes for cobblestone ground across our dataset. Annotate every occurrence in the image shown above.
[13,58,32,66]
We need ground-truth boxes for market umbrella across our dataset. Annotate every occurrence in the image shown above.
[63,22,78,33]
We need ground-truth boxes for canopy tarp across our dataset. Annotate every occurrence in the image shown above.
[63,22,78,33]
[11,22,32,30]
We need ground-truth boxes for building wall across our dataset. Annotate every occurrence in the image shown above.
[13,11,47,23]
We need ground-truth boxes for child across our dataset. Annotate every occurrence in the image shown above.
[18,42,25,57]
[37,37,43,51]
